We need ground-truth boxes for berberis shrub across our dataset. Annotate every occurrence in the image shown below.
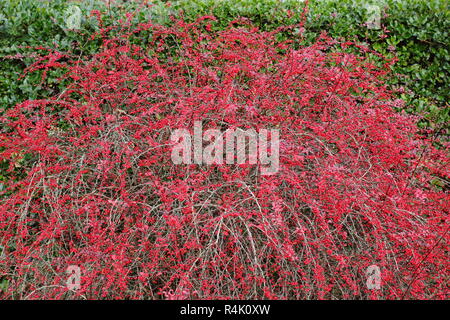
[0,15,448,299]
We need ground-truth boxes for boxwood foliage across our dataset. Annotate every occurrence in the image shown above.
[0,0,448,131]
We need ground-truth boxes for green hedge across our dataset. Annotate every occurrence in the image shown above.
[1,0,448,129]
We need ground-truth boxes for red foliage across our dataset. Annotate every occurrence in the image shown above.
[0,17,448,299]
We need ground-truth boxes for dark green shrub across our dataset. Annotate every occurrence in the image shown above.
[1,0,448,131]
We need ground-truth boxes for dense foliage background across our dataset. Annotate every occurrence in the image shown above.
[0,0,448,299]
[1,0,448,128]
